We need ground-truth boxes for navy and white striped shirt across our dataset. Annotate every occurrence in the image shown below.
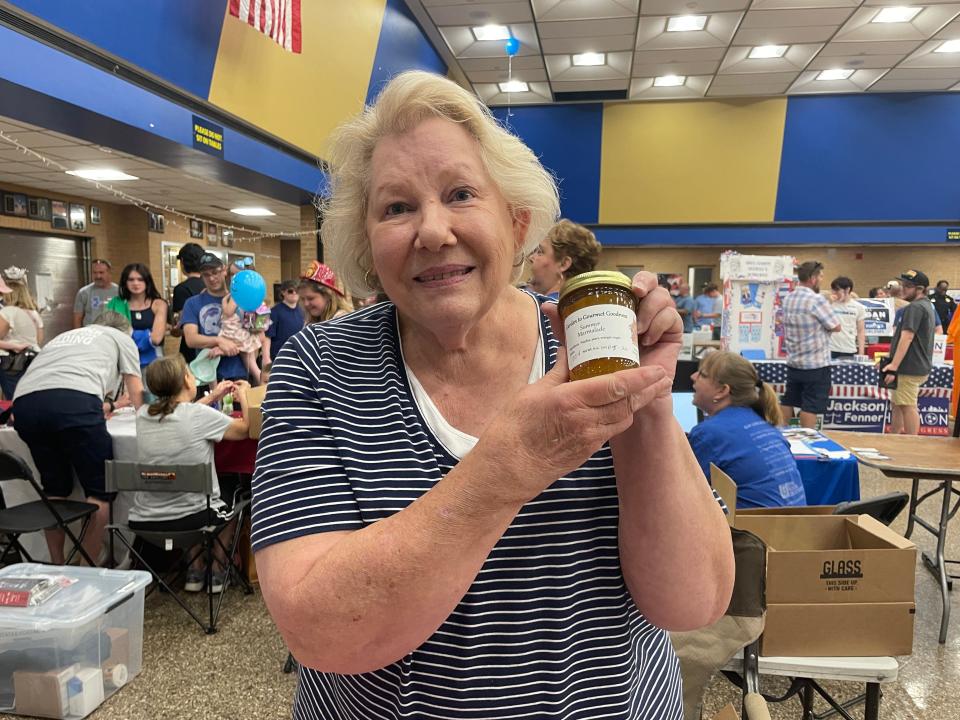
[252,300,683,720]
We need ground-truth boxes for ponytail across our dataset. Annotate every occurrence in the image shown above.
[753,382,783,427]
[143,355,190,420]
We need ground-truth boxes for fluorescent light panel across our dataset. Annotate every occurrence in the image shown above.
[230,207,276,216]
[749,45,788,59]
[935,39,960,53]
[871,6,921,23]
[572,52,606,66]
[817,68,854,81]
[498,80,529,93]
[666,15,708,32]
[66,169,138,181]
[654,75,686,87]
[472,24,510,41]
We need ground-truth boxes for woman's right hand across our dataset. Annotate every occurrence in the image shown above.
[474,350,672,507]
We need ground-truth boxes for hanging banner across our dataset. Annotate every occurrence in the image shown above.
[720,253,795,282]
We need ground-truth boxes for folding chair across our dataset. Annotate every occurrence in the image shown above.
[0,450,98,566]
[833,492,909,526]
[105,460,253,634]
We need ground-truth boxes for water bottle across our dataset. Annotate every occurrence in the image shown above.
[222,393,234,415]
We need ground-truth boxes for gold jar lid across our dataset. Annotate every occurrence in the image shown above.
[558,271,634,303]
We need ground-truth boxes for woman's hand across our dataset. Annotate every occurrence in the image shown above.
[232,380,251,406]
[475,351,672,506]
[209,380,235,401]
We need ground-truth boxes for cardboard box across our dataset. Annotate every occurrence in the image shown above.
[762,603,915,657]
[14,664,76,719]
[711,465,916,657]
[738,505,836,517]
[243,384,266,439]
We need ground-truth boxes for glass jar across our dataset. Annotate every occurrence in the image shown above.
[557,271,639,381]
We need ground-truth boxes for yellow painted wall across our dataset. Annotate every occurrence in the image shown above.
[209,0,386,157]
[599,99,787,225]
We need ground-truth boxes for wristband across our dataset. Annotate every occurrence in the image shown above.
[108,400,116,412]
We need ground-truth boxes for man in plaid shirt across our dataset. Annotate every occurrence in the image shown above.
[781,261,841,428]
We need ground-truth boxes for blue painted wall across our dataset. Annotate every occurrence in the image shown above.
[594,224,956,247]
[6,0,227,99]
[492,104,604,224]
[366,0,446,106]
[775,93,960,222]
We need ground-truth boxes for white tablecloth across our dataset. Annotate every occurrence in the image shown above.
[0,411,138,561]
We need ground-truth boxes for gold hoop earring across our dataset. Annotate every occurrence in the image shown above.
[363,268,379,290]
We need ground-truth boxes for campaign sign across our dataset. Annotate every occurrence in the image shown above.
[823,397,887,433]
[919,396,950,436]
[858,298,895,336]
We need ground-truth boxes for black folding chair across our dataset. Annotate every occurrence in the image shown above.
[833,491,910,526]
[0,450,98,566]
[105,460,253,634]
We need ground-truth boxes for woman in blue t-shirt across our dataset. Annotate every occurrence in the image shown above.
[689,351,807,509]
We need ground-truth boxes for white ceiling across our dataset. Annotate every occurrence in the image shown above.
[0,115,302,234]
[408,0,960,103]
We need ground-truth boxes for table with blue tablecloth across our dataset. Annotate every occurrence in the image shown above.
[783,430,861,505]
[756,360,953,436]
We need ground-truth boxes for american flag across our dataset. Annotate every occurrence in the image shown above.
[755,362,953,400]
[228,0,302,53]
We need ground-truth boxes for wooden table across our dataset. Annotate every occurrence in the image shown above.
[825,431,960,644]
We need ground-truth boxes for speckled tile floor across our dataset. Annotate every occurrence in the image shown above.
[6,465,957,720]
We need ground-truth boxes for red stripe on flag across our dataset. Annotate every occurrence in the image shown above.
[228,0,241,19]
[291,0,301,53]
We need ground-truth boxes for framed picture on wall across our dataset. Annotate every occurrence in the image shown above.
[156,214,165,233]
[69,203,86,231]
[221,229,234,248]
[207,222,218,246]
[189,219,203,239]
[28,197,50,220]
[10,194,27,217]
[89,205,101,224]
[51,200,68,229]
[2,194,14,215]
[148,210,165,233]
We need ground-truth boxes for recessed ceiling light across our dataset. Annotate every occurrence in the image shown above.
[499,80,529,93]
[66,169,138,181]
[871,6,921,23]
[816,69,854,81]
[749,45,789,59]
[935,39,960,53]
[666,15,708,32]
[472,24,510,41]
[572,52,606,66]
[654,75,686,87]
[230,207,276,216]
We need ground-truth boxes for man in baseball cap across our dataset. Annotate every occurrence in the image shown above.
[172,243,207,363]
[884,269,936,434]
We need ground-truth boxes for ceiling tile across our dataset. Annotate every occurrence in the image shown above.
[458,56,546,72]
[540,34,636,53]
[719,43,822,73]
[899,39,960,67]
[789,67,888,92]
[532,0,638,21]
[629,75,711,98]
[465,67,549,82]
[641,0,748,13]
[439,24,540,57]
[818,39,924,54]
[474,81,553,105]
[751,0,859,7]
[632,59,722,75]
[538,17,636,37]
[636,12,743,49]
[427,2,533,26]
[834,5,960,43]
[707,82,795,95]
[738,7,855,28]
[711,70,799,86]
[807,52,909,69]
[550,78,630,91]
[545,50,632,80]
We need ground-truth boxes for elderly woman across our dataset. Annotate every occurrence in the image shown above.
[252,72,733,719]
[527,218,602,299]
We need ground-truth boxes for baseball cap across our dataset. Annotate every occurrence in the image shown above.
[899,269,930,287]
[300,260,345,297]
[198,253,224,270]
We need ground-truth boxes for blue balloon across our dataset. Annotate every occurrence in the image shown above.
[231,270,266,312]
[504,37,520,56]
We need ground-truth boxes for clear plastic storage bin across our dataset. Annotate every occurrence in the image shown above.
[0,563,151,719]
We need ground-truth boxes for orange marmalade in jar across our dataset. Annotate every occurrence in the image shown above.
[557,271,639,381]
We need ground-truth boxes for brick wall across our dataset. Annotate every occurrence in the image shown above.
[601,244,960,294]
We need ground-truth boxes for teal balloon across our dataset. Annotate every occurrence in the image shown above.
[504,37,520,56]
[231,270,266,312]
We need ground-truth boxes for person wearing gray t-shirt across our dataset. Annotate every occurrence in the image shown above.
[73,259,118,327]
[12,311,144,566]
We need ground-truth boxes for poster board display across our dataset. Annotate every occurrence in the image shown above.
[857,298,896,337]
[720,252,795,360]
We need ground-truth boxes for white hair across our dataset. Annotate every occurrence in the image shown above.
[320,71,560,294]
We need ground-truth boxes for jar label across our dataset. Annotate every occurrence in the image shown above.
[563,304,639,370]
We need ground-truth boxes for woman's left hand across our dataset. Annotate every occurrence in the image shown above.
[211,380,235,401]
[630,272,683,384]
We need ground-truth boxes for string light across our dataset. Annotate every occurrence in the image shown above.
[0,129,320,243]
